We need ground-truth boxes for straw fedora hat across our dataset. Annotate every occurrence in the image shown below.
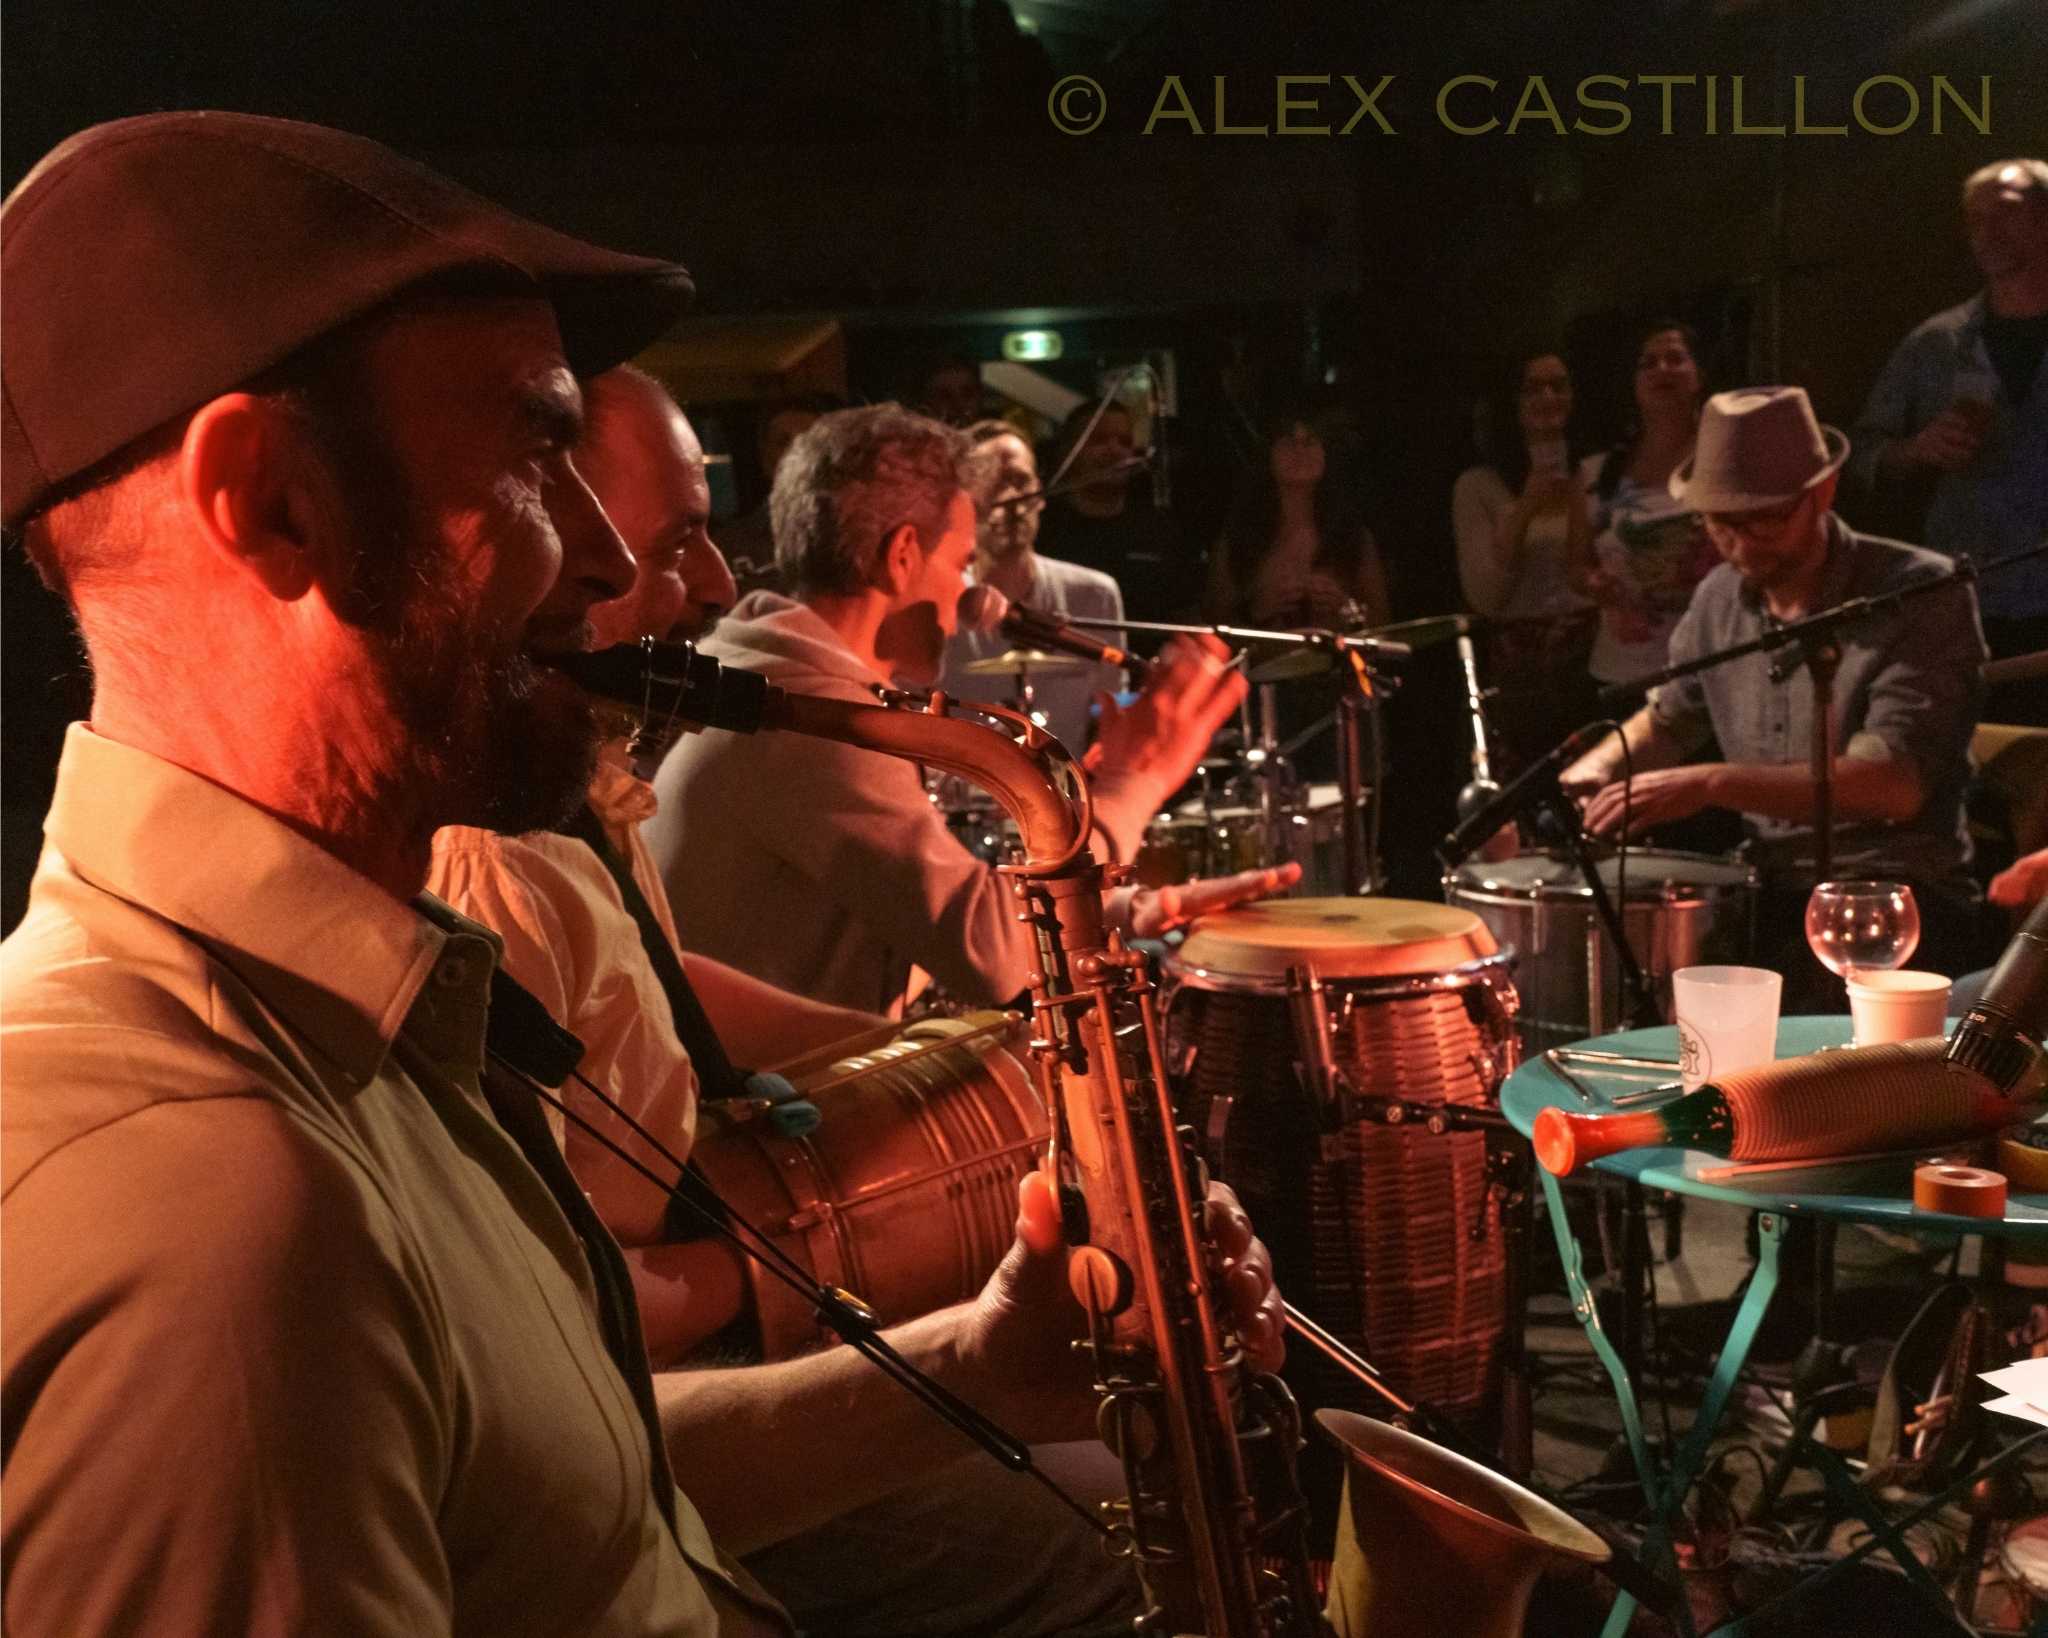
[1668,386,1850,514]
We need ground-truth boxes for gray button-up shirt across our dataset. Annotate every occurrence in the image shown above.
[1648,516,1984,885]
[1850,293,2048,621]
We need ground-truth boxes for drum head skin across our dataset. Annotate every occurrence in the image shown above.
[1172,897,1497,985]
[1453,848,1755,900]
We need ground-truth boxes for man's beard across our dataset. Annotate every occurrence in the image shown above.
[376,557,600,837]
[335,493,599,837]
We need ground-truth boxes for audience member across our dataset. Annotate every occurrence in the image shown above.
[1563,388,1987,1012]
[1209,410,1391,633]
[908,351,985,426]
[938,418,1126,752]
[1851,157,2048,723]
[1574,320,1717,687]
[1451,351,1599,765]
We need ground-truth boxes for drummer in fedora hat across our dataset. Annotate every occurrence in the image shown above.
[1563,385,1991,1008]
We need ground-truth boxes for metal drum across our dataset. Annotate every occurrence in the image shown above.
[1136,785,1346,891]
[1165,899,1518,1420]
[690,1013,1046,1359]
[1446,849,1757,1052]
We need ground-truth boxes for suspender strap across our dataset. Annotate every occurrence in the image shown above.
[562,804,747,1104]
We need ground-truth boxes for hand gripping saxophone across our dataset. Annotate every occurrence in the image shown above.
[550,638,1327,1637]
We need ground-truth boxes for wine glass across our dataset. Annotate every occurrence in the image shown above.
[1804,880,1921,979]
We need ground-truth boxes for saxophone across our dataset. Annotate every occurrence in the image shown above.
[552,639,1327,1637]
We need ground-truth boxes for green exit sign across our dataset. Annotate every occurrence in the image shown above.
[1001,329,1063,362]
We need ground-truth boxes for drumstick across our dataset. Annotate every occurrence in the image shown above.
[1542,1048,1598,1106]
[1554,1047,1680,1071]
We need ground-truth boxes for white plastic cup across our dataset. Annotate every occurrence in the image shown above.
[1845,970,1952,1047]
[1672,965,1783,1091]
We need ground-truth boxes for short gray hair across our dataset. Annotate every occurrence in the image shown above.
[771,404,968,597]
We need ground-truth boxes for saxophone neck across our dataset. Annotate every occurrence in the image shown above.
[771,687,1094,872]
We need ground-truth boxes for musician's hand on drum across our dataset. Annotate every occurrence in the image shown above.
[1086,634,1247,800]
[1126,862,1303,938]
[1203,1182,1285,1375]
[1581,765,1714,839]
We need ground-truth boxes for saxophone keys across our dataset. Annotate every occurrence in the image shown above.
[1069,1245,1134,1317]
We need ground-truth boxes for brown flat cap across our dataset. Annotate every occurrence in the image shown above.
[2,111,695,529]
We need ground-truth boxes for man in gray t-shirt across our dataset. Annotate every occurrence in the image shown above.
[1563,388,1989,999]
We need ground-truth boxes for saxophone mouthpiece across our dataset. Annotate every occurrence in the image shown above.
[545,639,779,736]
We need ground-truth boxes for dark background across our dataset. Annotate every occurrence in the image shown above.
[7,0,2045,921]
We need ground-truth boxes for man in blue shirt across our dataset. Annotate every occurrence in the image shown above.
[1851,158,2048,723]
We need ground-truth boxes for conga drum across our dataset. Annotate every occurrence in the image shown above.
[1166,899,1519,1420]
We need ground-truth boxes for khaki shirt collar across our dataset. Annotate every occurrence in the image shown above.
[43,723,480,1086]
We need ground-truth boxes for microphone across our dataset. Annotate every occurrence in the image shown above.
[1438,721,1614,867]
[1147,367,1171,511]
[958,582,1009,634]
[956,585,1152,683]
[1949,896,2048,1097]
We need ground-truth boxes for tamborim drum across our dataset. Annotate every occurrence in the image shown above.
[690,1012,1046,1359]
[1166,899,1518,1419]
[1446,849,1756,1051]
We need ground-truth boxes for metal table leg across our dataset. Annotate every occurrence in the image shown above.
[1540,1174,1790,1638]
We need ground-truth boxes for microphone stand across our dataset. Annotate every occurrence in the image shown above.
[1057,614,1408,896]
[1597,540,2048,884]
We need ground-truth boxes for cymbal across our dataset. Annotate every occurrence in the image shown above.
[960,648,1089,677]
[1244,614,1470,685]
[1245,647,1337,685]
[1357,613,1469,649]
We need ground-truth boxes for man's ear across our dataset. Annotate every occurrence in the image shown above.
[876,523,923,596]
[178,394,329,600]
[1811,470,1841,517]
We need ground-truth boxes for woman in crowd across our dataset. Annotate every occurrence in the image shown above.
[1573,320,1716,687]
[1207,411,1391,632]
[1451,348,1599,767]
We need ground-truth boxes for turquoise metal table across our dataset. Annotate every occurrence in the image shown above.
[1500,1017,2048,1636]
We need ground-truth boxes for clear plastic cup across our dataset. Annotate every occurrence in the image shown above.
[1845,970,1951,1047]
[1672,965,1782,1091]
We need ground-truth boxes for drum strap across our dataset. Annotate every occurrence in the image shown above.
[562,804,748,1104]
[560,805,747,1245]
